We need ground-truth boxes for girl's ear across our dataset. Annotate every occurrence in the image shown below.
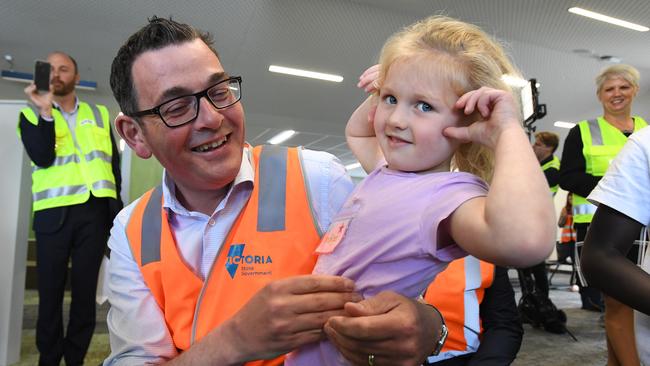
[114,113,152,159]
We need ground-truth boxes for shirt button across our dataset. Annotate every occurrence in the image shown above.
[208,219,216,226]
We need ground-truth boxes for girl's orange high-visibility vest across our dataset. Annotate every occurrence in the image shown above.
[126,145,322,366]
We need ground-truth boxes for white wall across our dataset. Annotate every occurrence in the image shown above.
[0,100,32,366]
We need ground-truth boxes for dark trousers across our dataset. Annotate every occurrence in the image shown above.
[35,196,111,366]
[556,241,575,264]
[518,261,549,297]
[575,223,604,311]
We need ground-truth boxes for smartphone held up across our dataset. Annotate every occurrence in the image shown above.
[34,60,51,92]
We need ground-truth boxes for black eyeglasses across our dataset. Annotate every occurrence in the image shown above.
[131,76,242,128]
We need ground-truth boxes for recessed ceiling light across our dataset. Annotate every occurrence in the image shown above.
[554,121,576,129]
[267,130,296,145]
[269,65,344,82]
[568,7,649,32]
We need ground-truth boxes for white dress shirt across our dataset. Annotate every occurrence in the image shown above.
[103,147,353,365]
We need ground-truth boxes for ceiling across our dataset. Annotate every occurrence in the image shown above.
[1,0,649,170]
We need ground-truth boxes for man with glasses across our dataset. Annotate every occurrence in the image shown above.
[19,51,122,366]
[104,17,442,365]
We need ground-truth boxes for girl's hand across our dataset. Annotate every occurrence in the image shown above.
[443,87,521,149]
[357,64,381,93]
[347,64,384,173]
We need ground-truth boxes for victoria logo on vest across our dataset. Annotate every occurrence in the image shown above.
[225,243,273,279]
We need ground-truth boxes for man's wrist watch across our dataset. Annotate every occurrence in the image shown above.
[431,321,448,356]
[426,302,448,356]
[416,295,448,357]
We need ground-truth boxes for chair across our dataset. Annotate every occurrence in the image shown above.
[546,259,575,290]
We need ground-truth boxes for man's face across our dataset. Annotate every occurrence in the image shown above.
[47,53,78,96]
[532,138,552,161]
[130,39,245,198]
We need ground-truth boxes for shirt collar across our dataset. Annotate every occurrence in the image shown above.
[539,154,554,166]
[161,145,255,216]
[52,96,79,114]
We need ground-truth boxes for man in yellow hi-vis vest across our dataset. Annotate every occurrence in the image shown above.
[560,64,646,365]
[533,132,560,195]
[18,51,122,366]
[515,131,566,334]
[522,131,560,297]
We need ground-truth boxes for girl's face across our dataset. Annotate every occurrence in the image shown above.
[374,56,465,173]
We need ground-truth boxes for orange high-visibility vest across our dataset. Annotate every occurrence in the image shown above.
[126,146,322,366]
[424,256,495,362]
[560,213,577,243]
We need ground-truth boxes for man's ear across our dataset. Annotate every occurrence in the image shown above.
[114,112,152,159]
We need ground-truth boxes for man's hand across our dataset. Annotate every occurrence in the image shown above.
[324,291,440,366]
[219,275,362,363]
[24,84,53,118]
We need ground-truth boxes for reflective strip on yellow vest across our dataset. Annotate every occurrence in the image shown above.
[126,146,321,366]
[541,155,560,194]
[425,256,495,363]
[573,117,647,223]
[17,102,116,211]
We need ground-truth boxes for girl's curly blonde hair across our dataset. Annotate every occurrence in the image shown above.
[377,15,523,182]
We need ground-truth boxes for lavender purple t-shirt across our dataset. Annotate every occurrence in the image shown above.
[286,166,488,366]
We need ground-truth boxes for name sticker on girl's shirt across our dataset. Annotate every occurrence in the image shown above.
[315,218,351,254]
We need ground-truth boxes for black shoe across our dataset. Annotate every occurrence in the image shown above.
[579,286,604,312]
[543,309,567,334]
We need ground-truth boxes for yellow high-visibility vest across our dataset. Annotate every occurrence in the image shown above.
[17,102,117,211]
[572,116,647,223]
[541,155,560,195]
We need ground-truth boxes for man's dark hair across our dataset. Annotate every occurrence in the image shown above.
[110,16,219,116]
[534,131,560,153]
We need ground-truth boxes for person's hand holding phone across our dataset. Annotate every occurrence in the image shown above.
[25,60,53,118]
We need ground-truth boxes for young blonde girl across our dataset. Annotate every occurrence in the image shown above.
[286,15,555,366]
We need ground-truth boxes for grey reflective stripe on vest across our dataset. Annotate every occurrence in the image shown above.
[297,148,324,237]
[257,145,287,232]
[88,103,104,128]
[29,105,40,117]
[587,119,603,146]
[85,150,112,163]
[32,150,111,172]
[33,184,87,202]
[462,257,482,352]
[573,202,597,216]
[31,154,80,172]
[140,185,163,266]
[92,180,116,191]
